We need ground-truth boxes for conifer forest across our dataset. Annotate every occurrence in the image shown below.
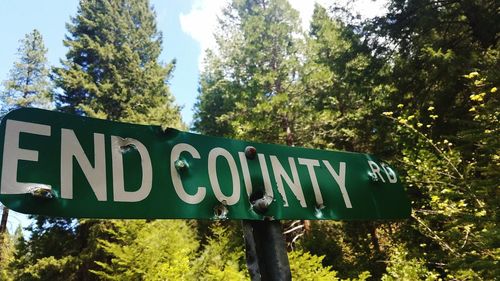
[0,0,498,280]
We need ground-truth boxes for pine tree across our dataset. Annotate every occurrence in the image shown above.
[1,29,53,113]
[193,0,316,259]
[1,30,53,260]
[296,8,393,278]
[300,4,386,153]
[192,50,238,137]
[0,226,18,281]
[54,0,182,128]
[10,1,188,280]
[193,0,303,146]
[190,222,248,280]
[373,0,498,140]
[369,0,500,279]
[9,216,82,280]
[92,220,199,280]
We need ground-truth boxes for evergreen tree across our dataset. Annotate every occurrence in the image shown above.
[300,4,386,153]
[193,2,390,278]
[1,30,53,266]
[54,0,183,128]
[10,217,82,280]
[193,0,303,146]
[372,0,498,140]
[92,220,199,280]
[1,29,53,113]
[193,0,320,263]
[190,222,248,280]
[288,250,371,281]
[297,6,399,279]
[10,1,188,280]
[192,50,238,137]
[0,226,19,281]
[6,0,498,279]
[368,0,499,279]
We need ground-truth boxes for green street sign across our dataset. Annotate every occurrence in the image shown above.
[0,108,411,220]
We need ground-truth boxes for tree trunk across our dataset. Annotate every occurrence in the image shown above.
[370,224,381,254]
[0,206,9,233]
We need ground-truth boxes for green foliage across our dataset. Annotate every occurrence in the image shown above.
[289,249,371,281]
[463,71,499,190]
[16,256,79,281]
[5,0,499,279]
[367,1,499,279]
[192,50,237,137]
[9,217,91,280]
[194,2,394,278]
[373,0,498,140]
[0,228,17,281]
[1,29,53,113]
[378,78,497,279]
[299,220,390,279]
[54,0,183,129]
[381,245,439,281]
[8,1,188,280]
[300,4,384,152]
[190,222,248,280]
[92,220,198,280]
[193,0,499,279]
[193,0,303,146]
[288,250,339,280]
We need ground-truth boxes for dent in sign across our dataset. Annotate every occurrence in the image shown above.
[0,108,410,220]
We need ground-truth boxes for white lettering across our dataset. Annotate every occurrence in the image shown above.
[61,129,106,200]
[323,161,352,208]
[111,136,152,202]
[270,156,306,207]
[170,143,206,204]
[208,148,240,205]
[381,163,397,183]
[1,120,51,194]
[238,152,253,197]
[298,158,324,206]
[367,160,385,183]
[258,154,274,198]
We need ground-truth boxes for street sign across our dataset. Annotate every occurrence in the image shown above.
[0,108,411,220]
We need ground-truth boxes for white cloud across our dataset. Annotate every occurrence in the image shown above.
[179,0,228,68]
[288,0,318,31]
[180,0,387,70]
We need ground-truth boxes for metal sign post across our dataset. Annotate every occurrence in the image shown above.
[242,220,291,281]
[242,184,291,281]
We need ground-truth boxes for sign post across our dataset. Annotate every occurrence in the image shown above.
[242,220,291,281]
[0,108,411,280]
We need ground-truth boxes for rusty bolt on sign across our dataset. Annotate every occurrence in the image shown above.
[29,186,55,199]
[245,146,257,160]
